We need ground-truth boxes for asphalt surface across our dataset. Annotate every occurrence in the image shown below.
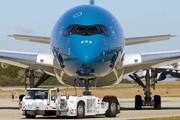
[0,97,180,120]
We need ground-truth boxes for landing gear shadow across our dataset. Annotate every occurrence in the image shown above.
[121,107,180,111]
[22,115,107,119]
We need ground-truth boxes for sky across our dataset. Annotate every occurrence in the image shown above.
[0,0,180,80]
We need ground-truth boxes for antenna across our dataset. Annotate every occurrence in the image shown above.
[90,0,94,5]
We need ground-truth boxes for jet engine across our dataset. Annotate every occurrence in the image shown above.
[1,62,8,69]
[172,62,179,68]
[156,72,166,81]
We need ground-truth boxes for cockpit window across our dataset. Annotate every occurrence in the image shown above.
[64,25,110,36]
[99,25,110,36]
[74,26,86,35]
[88,26,99,35]
[64,25,74,35]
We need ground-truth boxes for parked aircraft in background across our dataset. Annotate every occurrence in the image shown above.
[142,62,180,81]
[1,0,180,112]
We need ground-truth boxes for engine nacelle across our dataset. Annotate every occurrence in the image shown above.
[172,62,179,68]
[156,72,166,81]
[1,62,8,69]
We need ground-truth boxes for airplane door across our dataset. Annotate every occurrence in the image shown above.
[49,90,57,109]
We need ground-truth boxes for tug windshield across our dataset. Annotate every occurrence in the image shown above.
[25,90,49,99]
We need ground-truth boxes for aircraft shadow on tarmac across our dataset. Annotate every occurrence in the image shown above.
[21,116,105,119]
[20,107,180,119]
[0,107,19,109]
[22,116,77,119]
[121,107,180,110]
[121,100,180,110]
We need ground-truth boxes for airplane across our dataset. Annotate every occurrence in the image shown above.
[141,62,180,81]
[1,0,180,113]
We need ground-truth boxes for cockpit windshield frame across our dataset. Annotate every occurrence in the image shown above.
[64,25,110,36]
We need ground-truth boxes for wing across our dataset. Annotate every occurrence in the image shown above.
[155,67,180,73]
[0,50,58,76]
[9,34,176,45]
[8,34,50,44]
[125,34,176,46]
[119,50,180,76]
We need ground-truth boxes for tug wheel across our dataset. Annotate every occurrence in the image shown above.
[77,101,85,119]
[105,98,117,117]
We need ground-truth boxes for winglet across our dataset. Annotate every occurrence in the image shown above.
[8,34,14,37]
[90,0,94,5]
[171,35,178,37]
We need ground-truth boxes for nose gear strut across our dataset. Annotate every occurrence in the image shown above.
[75,78,97,95]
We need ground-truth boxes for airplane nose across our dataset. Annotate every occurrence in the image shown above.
[75,40,99,62]
[64,36,115,76]
[70,38,104,63]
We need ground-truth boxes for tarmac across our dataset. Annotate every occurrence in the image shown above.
[0,97,180,120]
